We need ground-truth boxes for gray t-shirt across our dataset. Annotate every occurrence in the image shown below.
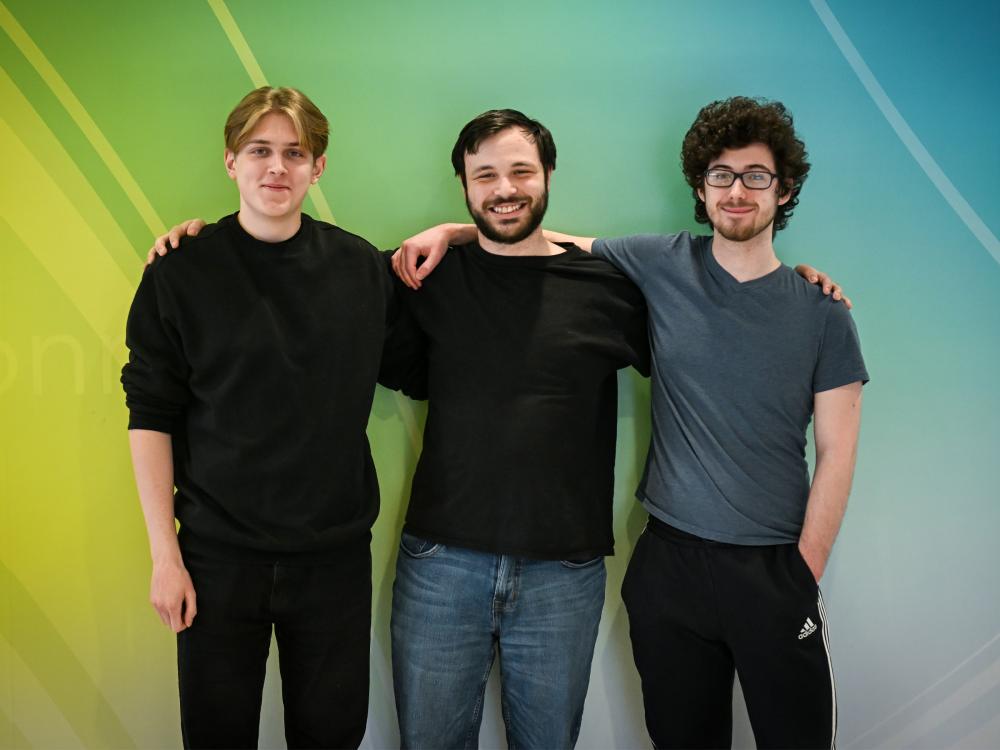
[593,232,869,544]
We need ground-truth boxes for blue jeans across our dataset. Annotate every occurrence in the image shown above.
[391,532,606,749]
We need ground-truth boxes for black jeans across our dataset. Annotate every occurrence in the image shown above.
[177,544,371,749]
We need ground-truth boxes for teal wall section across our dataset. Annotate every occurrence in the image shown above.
[1,1,998,747]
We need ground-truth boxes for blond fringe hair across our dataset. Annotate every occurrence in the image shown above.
[224,87,329,158]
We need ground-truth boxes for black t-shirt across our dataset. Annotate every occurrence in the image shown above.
[382,241,649,560]
[122,213,393,561]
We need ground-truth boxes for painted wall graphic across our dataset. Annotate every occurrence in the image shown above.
[2,0,998,747]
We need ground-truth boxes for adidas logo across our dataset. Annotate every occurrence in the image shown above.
[798,617,817,640]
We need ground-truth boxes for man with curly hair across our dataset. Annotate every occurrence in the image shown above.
[396,96,866,748]
[591,96,868,749]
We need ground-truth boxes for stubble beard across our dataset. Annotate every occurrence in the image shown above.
[711,201,777,243]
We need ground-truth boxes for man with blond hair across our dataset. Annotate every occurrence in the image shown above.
[152,107,648,750]
[122,87,395,749]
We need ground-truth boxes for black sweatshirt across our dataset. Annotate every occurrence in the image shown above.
[121,214,394,562]
[380,242,649,560]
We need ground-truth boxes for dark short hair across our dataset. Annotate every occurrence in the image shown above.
[681,97,810,233]
[451,109,557,185]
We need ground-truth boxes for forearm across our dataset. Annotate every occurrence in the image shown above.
[440,222,478,245]
[128,429,181,565]
[799,382,863,580]
[542,229,595,252]
[798,448,857,569]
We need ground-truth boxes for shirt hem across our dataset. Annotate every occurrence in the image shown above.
[637,492,799,546]
[178,526,371,565]
[402,523,612,561]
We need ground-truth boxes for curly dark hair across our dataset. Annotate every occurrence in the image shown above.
[681,97,809,233]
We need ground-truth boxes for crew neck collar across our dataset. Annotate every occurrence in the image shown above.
[226,212,312,253]
[463,240,578,266]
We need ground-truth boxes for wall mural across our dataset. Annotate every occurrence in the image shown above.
[1,0,998,746]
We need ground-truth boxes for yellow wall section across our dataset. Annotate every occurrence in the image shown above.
[0,76,132,362]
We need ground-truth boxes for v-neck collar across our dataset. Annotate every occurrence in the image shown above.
[701,236,786,293]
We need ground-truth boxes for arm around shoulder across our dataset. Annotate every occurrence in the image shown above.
[393,223,477,289]
[584,233,682,287]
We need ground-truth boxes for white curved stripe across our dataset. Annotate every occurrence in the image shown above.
[878,653,1000,749]
[0,637,82,749]
[846,630,1000,747]
[0,1,165,235]
[810,0,1000,266]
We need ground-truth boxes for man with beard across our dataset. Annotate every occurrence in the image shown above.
[396,97,866,749]
[381,109,649,749]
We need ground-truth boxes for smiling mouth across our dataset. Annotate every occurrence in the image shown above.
[488,201,527,216]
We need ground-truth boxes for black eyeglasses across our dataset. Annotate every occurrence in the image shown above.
[703,168,778,190]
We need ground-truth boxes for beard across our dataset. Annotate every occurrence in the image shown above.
[467,188,548,245]
[715,219,770,243]
[710,201,777,242]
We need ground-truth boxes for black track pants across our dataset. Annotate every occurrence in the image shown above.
[622,518,836,750]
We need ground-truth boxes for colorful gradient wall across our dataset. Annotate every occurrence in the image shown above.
[2,1,998,747]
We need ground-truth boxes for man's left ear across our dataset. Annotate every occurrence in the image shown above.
[311,154,327,184]
[777,179,794,206]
